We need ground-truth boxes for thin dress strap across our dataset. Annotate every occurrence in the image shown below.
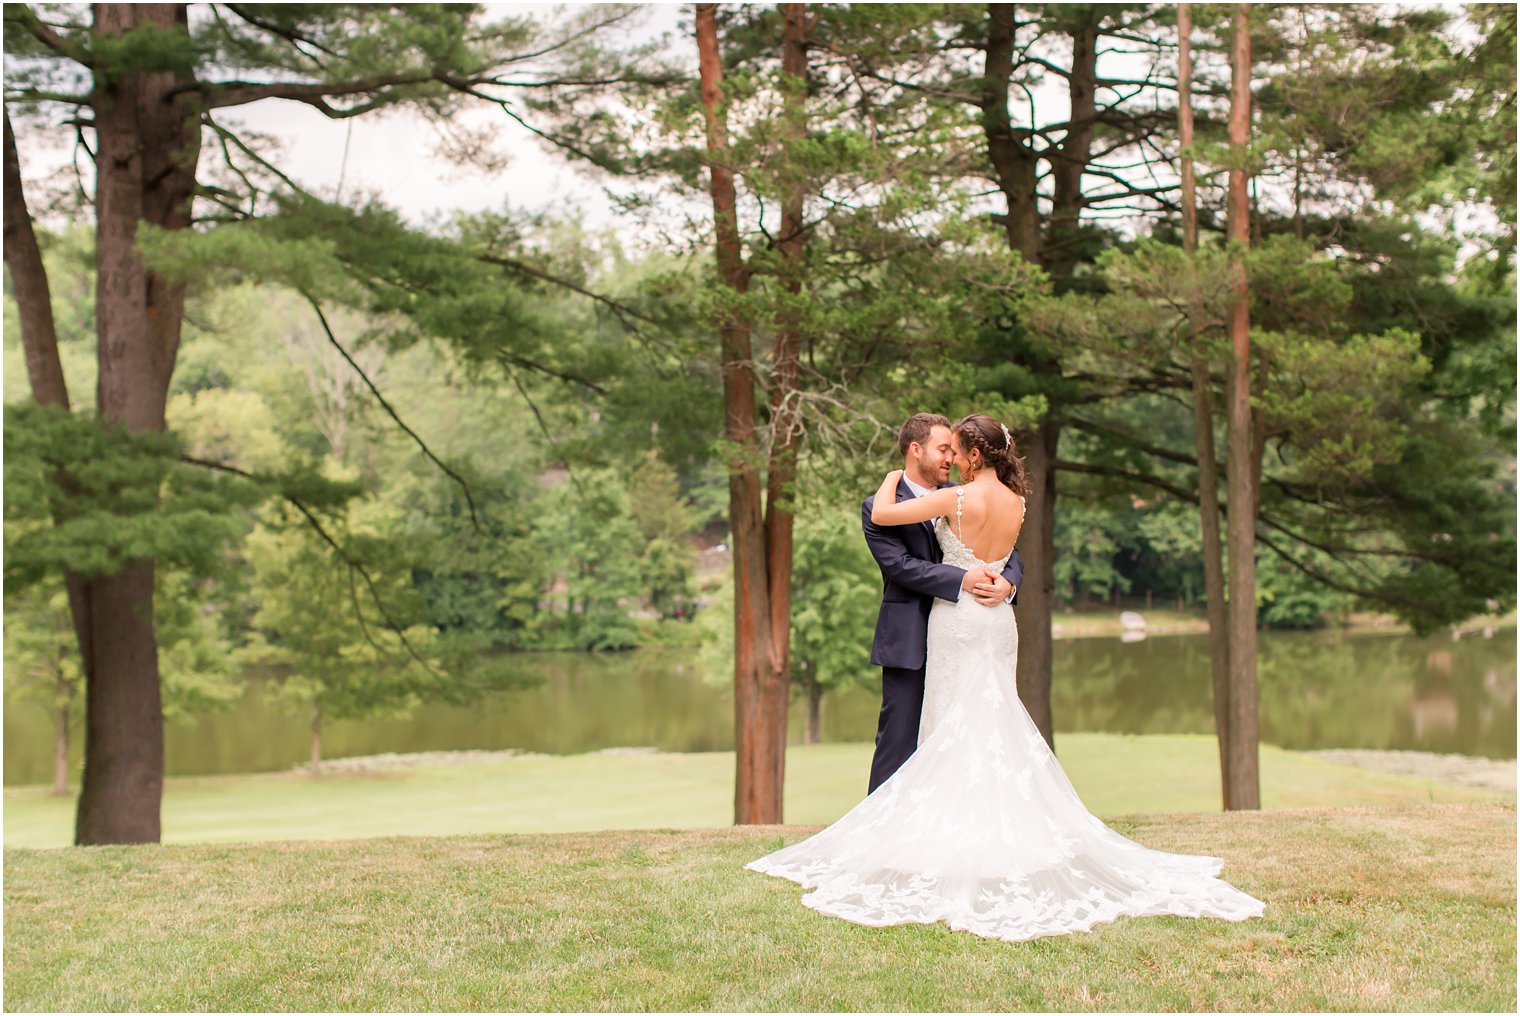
[955,486,965,542]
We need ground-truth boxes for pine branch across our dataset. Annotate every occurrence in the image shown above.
[4,6,89,64]
[476,253,653,333]
[178,455,442,677]
[191,75,436,113]
[504,368,589,499]
[223,4,341,61]
[299,291,484,534]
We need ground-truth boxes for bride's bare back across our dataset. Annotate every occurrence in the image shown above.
[951,478,1024,563]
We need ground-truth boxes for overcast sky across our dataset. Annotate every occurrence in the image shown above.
[7,2,1154,240]
[12,2,689,232]
[9,3,1487,255]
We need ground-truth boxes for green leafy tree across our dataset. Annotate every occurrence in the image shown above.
[245,498,432,772]
[628,448,699,620]
[546,469,647,651]
[3,586,79,796]
[1053,501,1131,607]
[3,0,658,844]
[788,501,881,744]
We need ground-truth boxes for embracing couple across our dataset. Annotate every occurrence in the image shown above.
[747,412,1264,943]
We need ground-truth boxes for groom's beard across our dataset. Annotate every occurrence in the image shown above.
[910,455,951,486]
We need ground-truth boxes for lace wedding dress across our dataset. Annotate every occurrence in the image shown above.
[746,489,1265,942]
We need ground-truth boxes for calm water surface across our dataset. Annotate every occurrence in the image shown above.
[4,627,1514,784]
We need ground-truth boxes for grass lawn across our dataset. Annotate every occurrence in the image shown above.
[3,803,1513,1011]
[4,734,1507,849]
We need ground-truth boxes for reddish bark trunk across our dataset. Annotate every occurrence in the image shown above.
[1223,4,1261,811]
[696,3,783,824]
[758,0,811,805]
[74,3,203,845]
[1179,2,1233,806]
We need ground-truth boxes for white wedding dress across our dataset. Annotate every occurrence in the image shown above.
[746,490,1265,942]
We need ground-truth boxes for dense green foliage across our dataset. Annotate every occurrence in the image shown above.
[2,3,1514,753]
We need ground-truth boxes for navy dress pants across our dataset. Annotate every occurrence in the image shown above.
[867,664,926,794]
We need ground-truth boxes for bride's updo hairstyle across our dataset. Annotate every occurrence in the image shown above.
[952,414,1030,497]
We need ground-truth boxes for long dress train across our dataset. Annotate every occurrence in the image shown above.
[746,500,1264,942]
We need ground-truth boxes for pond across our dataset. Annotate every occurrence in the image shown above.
[4,626,1514,784]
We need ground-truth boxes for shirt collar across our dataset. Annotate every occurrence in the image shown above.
[902,474,934,499]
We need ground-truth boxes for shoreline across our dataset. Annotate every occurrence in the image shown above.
[6,740,1515,792]
[1308,748,1515,795]
[263,742,1520,793]
[7,736,1508,850]
[1049,608,1517,641]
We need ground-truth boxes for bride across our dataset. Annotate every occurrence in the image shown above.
[746,413,1265,942]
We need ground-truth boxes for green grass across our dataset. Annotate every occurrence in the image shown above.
[4,803,1513,1011]
[5,734,1505,849]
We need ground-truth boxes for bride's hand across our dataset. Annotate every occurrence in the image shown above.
[883,468,903,486]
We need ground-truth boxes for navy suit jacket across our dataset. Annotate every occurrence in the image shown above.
[861,478,1024,671]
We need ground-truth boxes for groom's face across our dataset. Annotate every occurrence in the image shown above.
[910,425,955,485]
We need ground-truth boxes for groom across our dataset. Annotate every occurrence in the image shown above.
[861,413,1023,793]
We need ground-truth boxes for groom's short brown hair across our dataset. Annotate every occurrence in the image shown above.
[897,413,951,456]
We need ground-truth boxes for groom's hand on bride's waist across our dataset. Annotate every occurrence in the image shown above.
[963,569,1014,606]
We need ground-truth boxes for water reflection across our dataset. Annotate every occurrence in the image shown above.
[4,628,1514,784]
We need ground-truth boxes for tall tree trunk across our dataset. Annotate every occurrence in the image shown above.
[1223,4,1261,811]
[3,112,70,408]
[981,5,1041,256]
[1191,366,1231,801]
[979,5,1101,752]
[696,4,782,824]
[980,2,1051,746]
[754,0,812,817]
[1013,12,1106,751]
[1177,5,1198,256]
[1178,2,1232,807]
[4,105,101,808]
[1016,422,1059,748]
[1047,10,1098,284]
[75,3,203,845]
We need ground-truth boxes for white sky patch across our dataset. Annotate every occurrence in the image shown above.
[6,2,1503,264]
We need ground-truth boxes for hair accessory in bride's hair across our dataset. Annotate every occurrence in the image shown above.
[1000,423,1012,449]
